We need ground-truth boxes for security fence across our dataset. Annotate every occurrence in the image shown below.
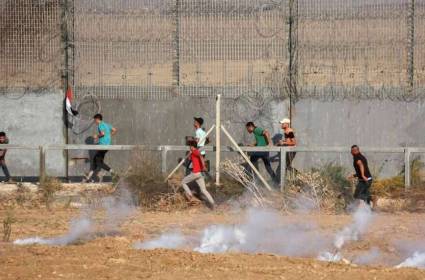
[1,0,424,100]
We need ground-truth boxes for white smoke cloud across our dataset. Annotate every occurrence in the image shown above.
[14,217,92,246]
[136,208,331,258]
[317,251,342,262]
[353,247,381,265]
[318,203,374,263]
[134,232,187,250]
[334,203,373,249]
[397,252,425,269]
[14,187,135,246]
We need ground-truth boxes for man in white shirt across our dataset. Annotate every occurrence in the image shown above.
[194,117,207,155]
[193,117,211,179]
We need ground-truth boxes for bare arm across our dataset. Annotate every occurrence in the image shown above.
[111,127,117,136]
[263,130,272,146]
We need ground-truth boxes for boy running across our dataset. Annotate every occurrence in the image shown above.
[84,114,117,182]
[181,140,215,209]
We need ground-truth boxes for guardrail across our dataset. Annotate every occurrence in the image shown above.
[0,144,420,188]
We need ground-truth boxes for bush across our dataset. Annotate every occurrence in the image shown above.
[3,210,16,242]
[123,149,176,209]
[39,177,63,210]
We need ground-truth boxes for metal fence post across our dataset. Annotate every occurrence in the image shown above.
[215,94,221,186]
[404,148,411,189]
[280,147,287,192]
[39,146,46,181]
[161,146,168,174]
[407,0,415,93]
[172,0,181,87]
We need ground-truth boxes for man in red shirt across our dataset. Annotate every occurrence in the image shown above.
[181,141,215,209]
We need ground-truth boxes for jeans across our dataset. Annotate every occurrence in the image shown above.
[0,158,10,181]
[248,152,277,182]
[181,172,215,205]
[354,180,372,204]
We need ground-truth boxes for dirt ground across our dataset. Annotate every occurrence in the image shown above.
[1,184,425,279]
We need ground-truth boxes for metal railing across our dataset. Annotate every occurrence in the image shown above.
[0,144,420,189]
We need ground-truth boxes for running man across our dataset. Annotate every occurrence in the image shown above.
[193,117,211,179]
[194,117,207,156]
[277,118,297,173]
[0,132,11,183]
[84,114,117,182]
[349,145,373,204]
[245,122,277,182]
[181,140,215,209]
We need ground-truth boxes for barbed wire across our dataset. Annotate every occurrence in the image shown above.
[0,0,424,102]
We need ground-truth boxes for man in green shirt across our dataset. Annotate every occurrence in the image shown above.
[245,122,277,183]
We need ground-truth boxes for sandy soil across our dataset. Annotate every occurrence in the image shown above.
[1,193,425,280]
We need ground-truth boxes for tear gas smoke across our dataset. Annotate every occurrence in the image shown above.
[14,187,135,246]
[134,232,187,250]
[353,247,381,265]
[334,204,373,249]
[397,252,425,269]
[318,203,374,263]
[136,208,331,258]
[14,217,92,246]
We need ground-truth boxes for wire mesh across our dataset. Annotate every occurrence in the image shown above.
[297,0,410,101]
[0,0,62,92]
[1,0,424,100]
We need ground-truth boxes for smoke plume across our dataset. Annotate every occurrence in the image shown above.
[134,232,187,250]
[334,203,373,249]
[136,208,331,257]
[14,187,135,246]
[318,203,374,263]
[397,252,425,269]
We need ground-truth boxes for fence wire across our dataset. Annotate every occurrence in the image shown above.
[1,0,424,100]
[0,0,62,93]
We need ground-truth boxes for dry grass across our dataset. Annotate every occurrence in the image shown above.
[2,210,16,242]
[38,177,63,210]
[15,182,32,206]
[122,149,188,211]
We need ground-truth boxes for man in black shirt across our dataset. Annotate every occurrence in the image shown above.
[349,145,372,204]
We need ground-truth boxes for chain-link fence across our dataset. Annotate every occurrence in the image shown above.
[1,0,424,100]
[0,0,62,92]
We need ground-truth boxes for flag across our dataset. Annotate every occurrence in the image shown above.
[65,86,78,116]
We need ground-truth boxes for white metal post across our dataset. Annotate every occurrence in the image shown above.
[161,146,168,174]
[280,147,287,192]
[215,94,221,186]
[405,148,411,189]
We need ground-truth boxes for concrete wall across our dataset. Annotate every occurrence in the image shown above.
[292,99,425,177]
[0,91,66,179]
[2,90,423,180]
[68,96,290,176]
[69,96,425,179]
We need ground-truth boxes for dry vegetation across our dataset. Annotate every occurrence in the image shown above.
[39,177,63,210]
[2,210,16,242]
